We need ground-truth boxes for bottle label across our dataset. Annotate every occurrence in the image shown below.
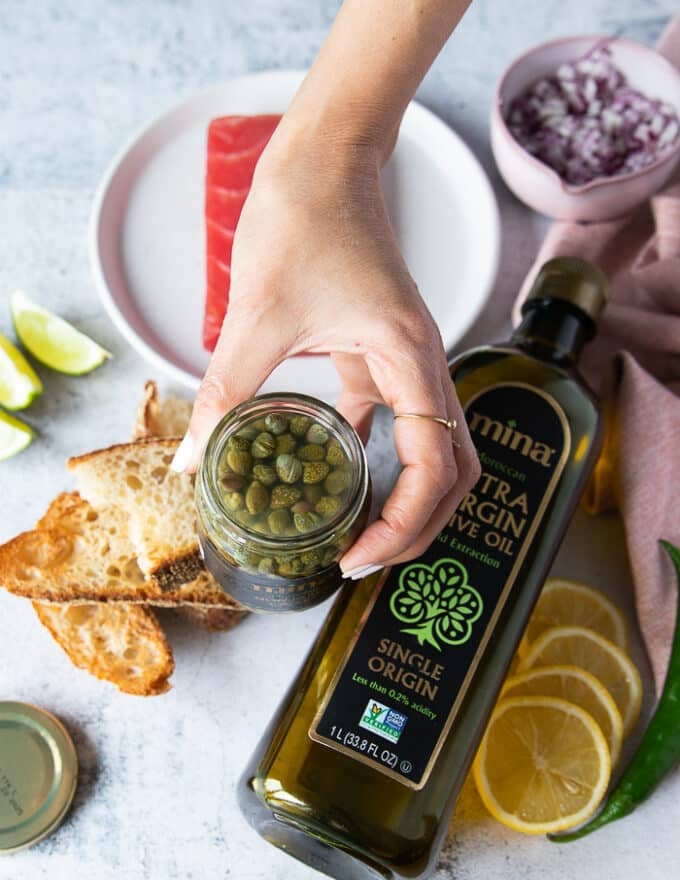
[309,383,570,789]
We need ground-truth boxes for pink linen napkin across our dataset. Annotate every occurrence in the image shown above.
[513,15,680,694]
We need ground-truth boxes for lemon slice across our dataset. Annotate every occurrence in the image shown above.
[0,331,43,409]
[0,410,34,460]
[473,696,610,834]
[11,290,112,375]
[523,578,628,652]
[519,626,642,737]
[502,665,623,766]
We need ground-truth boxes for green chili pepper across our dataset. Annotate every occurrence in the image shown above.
[551,539,680,842]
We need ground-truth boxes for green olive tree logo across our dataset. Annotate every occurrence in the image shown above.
[389,559,484,651]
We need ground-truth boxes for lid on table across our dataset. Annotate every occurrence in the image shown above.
[0,701,78,854]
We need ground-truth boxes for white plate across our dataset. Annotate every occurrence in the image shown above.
[90,70,499,399]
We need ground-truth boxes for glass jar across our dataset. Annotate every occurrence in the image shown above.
[195,393,371,613]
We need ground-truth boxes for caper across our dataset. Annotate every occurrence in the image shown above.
[291,500,314,515]
[277,556,304,576]
[258,557,277,575]
[306,423,329,445]
[322,546,339,567]
[220,474,246,492]
[294,510,323,533]
[275,433,297,456]
[265,413,288,435]
[300,549,322,572]
[271,485,302,509]
[325,468,350,495]
[325,438,347,467]
[227,448,253,475]
[276,454,303,484]
[222,491,245,512]
[289,415,311,437]
[228,434,251,452]
[252,464,277,486]
[267,509,292,536]
[303,461,330,484]
[250,520,271,535]
[299,443,326,462]
[252,418,268,431]
[235,425,259,441]
[246,480,269,514]
[233,508,257,527]
[252,432,276,459]
[233,546,261,567]
[316,495,342,519]
[303,484,324,504]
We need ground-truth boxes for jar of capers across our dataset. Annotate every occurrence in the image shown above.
[195,393,371,612]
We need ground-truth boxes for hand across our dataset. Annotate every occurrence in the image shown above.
[177,132,480,574]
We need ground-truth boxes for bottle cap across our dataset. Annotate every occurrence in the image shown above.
[523,257,608,323]
[0,701,78,854]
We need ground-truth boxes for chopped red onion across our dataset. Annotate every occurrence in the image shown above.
[506,44,680,185]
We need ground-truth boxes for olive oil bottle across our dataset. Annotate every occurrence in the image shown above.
[238,258,607,879]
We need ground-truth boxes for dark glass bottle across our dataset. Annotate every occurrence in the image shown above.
[238,258,607,879]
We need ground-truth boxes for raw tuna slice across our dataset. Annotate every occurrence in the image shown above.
[204,114,281,351]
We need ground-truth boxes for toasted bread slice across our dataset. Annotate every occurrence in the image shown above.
[33,601,174,695]
[68,439,202,590]
[132,382,248,630]
[0,493,240,606]
[133,380,193,440]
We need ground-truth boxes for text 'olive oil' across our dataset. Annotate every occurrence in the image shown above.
[238,258,607,879]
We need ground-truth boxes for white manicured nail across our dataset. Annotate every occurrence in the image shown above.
[344,564,384,581]
[170,433,194,472]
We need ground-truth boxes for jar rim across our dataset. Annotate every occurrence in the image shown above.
[196,393,369,552]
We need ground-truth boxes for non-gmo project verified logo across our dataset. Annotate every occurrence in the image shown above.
[358,700,408,744]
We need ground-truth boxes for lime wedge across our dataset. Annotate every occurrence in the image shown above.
[0,331,43,409]
[0,411,34,460]
[11,290,112,375]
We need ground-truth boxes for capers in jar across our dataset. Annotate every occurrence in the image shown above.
[220,474,246,492]
[227,448,253,475]
[316,495,342,519]
[289,415,311,437]
[252,432,276,459]
[325,438,347,467]
[303,461,330,484]
[246,481,269,514]
[265,413,289,435]
[306,423,329,445]
[213,404,362,582]
[267,509,292,536]
[275,433,297,456]
[276,454,303,484]
[271,485,302,509]
[252,464,277,486]
[325,468,350,495]
[294,510,323,533]
[299,443,326,461]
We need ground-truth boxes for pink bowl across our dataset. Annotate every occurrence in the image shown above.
[491,35,680,221]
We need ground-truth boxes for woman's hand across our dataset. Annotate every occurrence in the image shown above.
[175,128,480,575]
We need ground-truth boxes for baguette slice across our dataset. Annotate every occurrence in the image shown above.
[133,380,193,441]
[29,492,174,695]
[68,439,202,590]
[33,601,174,696]
[133,381,248,631]
[0,492,240,606]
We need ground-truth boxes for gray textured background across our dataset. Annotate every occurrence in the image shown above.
[1,2,679,879]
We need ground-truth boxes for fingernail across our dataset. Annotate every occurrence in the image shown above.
[343,564,384,581]
[170,433,194,473]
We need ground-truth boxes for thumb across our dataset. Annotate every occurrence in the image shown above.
[171,311,290,472]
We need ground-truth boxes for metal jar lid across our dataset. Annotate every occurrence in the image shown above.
[0,701,78,854]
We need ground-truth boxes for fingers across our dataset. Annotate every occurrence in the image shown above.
[172,307,291,473]
[340,334,458,572]
[341,348,481,575]
[332,353,380,444]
